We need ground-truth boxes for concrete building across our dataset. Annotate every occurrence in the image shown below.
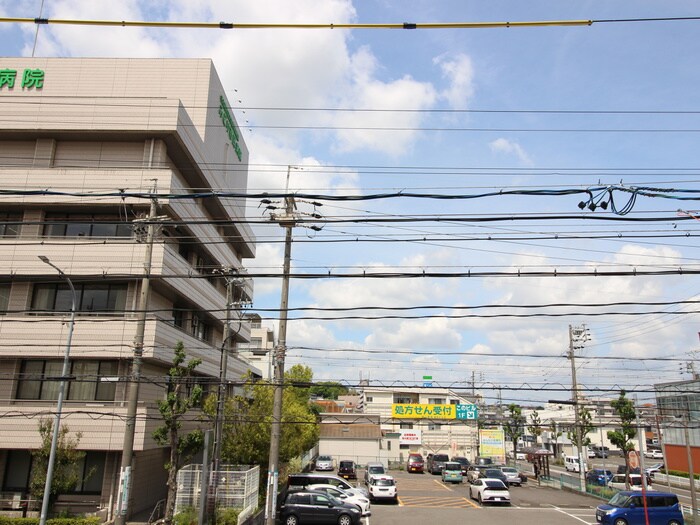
[360,386,478,462]
[237,314,275,380]
[0,58,256,519]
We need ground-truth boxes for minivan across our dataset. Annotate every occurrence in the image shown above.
[428,453,450,474]
[564,455,586,473]
[595,491,684,525]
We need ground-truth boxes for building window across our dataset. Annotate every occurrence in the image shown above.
[428,398,445,405]
[428,422,442,431]
[32,283,127,314]
[2,450,31,491]
[399,422,413,429]
[394,396,414,404]
[0,212,21,238]
[191,313,211,342]
[366,396,373,403]
[16,360,117,401]
[43,213,132,238]
[172,306,185,329]
[0,283,9,314]
[72,451,106,494]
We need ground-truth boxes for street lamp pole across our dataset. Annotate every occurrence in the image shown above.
[37,256,77,525]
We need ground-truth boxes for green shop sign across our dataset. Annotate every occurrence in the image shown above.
[0,68,44,90]
[218,95,242,161]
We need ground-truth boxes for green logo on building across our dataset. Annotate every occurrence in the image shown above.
[218,96,242,162]
[0,68,44,90]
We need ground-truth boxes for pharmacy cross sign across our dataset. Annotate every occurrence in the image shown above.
[0,68,45,90]
[456,403,479,420]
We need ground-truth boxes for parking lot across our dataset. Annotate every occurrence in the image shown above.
[359,468,603,525]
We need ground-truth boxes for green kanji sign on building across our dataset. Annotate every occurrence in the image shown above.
[0,69,44,90]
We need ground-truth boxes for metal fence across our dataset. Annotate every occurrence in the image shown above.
[174,464,259,525]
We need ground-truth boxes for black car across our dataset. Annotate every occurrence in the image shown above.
[451,456,471,475]
[338,460,357,480]
[481,468,508,485]
[586,468,613,486]
[427,453,450,475]
[280,490,362,525]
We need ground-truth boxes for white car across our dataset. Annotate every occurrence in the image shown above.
[644,449,663,459]
[469,478,511,505]
[307,484,371,517]
[587,448,596,458]
[608,473,650,491]
[315,455,334,471]
[367,476,397,502]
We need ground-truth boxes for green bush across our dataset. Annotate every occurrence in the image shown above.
[216,507,241,525]
[0,518,101,525]
[667,469,699,480]
[173,506,198,525]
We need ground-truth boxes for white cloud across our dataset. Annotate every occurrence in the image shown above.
[489,137,533,166]
[434,53,475,108]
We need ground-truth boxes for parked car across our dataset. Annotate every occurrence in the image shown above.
[586,469,613,486]
[406,453,424,473]
[474,456,494,466]
[451,456,470,475]
[441,462,463,484]
[306,484,371,517]
[595,491,684,525]
[468,478,511,505]
[279,490,362,525]
[564,455,586,473]
[592,446,610,458]
[338,460,357,480]
[364,462,386,484]
[617,464,641,475]
[287,473,368,498]
[644,448,664,459]
[608,473,650,491]
[587,448,596,458]
[427,453,450,475]
[500,466,523,486]
[466,465,491,482]
[315,455,334,471]
[367,476,397,502]
[645,462,665,478]
[481,468,508,485]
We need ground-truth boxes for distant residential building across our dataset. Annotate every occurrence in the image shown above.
[655,379,700,473]
[238,313,275,380]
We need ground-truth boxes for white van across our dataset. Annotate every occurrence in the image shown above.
[564,455,586,473]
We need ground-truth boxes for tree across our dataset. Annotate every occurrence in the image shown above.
[607,390,637,488]
[503,404,525,459]
[309,381,349,400]
[217,366,318,471]
[549,419,563,457]
[29,419,87,512]
[579,406,595,448]
[152,341,205,525]
[528,410,543,445]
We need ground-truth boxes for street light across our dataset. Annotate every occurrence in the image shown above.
[37,256,77,525]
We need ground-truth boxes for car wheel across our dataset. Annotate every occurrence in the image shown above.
[338,514,352,525]
[613,519,627,525]
[478,494,483,505]
[285,515,299,525]
[668,521,681,525]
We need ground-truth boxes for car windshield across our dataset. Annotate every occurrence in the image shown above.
[444,463,461,471]
[318,455,331,461]
[484,480,506,489]
[339,462,353,468]
[369,466,384,473]
[501,467,517,474]
[608,493,631,507]
[485,469,502,476]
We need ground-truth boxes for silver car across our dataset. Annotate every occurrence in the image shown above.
[499,467,522,486]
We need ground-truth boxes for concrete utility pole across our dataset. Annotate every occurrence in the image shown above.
[115,189,159,525]
[568,324,588,491]
[683,395,699,525]
[265,167,298,525]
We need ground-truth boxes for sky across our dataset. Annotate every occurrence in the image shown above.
[3,0,700,407]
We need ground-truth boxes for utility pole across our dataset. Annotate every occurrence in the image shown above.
[212,269,236,472]
[115,187,160,525]
[264,167,298,525]
[568,324,588,491]
[684,395,699,525]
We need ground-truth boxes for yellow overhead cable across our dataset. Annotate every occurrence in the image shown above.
[0,17,596,29]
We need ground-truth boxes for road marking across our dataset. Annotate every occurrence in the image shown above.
[554,506,594,524]
[433,479,453,491]
[398,495,476,508]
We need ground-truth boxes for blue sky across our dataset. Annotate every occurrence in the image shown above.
[3,0,700,405]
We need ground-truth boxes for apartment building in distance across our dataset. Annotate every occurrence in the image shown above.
[0,58,257,519]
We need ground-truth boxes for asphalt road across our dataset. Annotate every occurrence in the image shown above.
[360,468,603,525]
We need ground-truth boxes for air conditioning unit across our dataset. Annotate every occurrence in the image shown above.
[0,492,23,510]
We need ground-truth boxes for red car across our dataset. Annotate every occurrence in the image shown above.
[406,453,424,473]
